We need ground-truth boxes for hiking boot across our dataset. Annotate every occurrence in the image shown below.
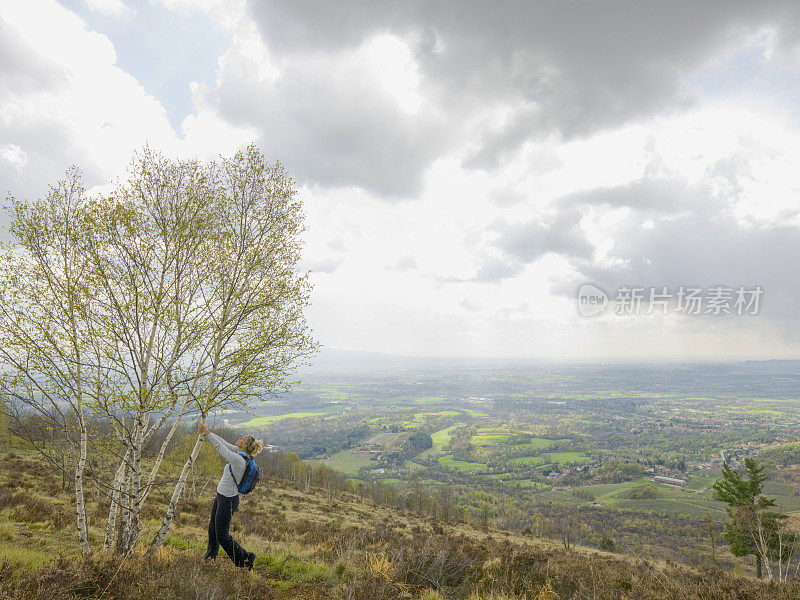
[244,551,255,571]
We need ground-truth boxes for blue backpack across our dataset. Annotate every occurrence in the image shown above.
[229,453,260,495]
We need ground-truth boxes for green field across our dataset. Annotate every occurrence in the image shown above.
[411,397,449,405]
[403,460,426,470]
[402,410,461,429]
[461,408,489,417]
[511,479,547,489]
[514,438,570,450]
[548,452,590,463]
[510,452,588,465]
[239,406,343,427]
[612,498,727,517]
[750,397,797,403]
[572,478,731,518]
[763,482,800,512]
[438,454,486,472]
[320,450,374,475]
[579,479,651,498]
[685,475,718,490]
[362,432,411,449]
[413,410,461,419]
[419,424,461,458]
[472,434,511,445]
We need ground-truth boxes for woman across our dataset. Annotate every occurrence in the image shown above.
[198,421,263,569]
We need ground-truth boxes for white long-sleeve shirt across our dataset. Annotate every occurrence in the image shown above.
[207,432,248,498]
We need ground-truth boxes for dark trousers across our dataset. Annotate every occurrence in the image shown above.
[205,492,248,566]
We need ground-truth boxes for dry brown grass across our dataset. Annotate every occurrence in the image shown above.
[2,447,800,599]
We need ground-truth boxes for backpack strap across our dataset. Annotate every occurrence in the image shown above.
[228,463,240,488]
[228,452,251,489]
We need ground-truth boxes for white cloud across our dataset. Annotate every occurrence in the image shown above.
[0,143,27,170]
[3,0,800,359]
[360,34,423,115]
[0,0,258,203]
[0,0,174,198]
[83,0,135,18]
[153,0,244,30]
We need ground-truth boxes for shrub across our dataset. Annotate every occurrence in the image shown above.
[344,573,403,600]
[626,482,659,499]
[0,554,274,600]
[598,537,615,552]
[366,551,394,580]
[391,538,479,589]
[11,496,70,529]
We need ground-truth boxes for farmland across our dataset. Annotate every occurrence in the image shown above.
[220,355,800,565]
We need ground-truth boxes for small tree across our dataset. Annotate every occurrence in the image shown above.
[713,458,782,578]
[702,512,718,565]
[0,171,96,554]
[149,147,316,552]
[1,145,316,557]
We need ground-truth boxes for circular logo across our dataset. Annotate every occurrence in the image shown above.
[577,283,609,317]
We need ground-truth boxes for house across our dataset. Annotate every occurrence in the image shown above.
[653,475,686,486]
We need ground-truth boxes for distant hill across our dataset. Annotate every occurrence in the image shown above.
[304,349,800,374]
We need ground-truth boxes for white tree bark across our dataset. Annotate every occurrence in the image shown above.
[121,424,143,556]
[115,460,132,554]
[74,413,90,555]
[104,454,128,552]
[148,428,206,553]
[139,400,187,510]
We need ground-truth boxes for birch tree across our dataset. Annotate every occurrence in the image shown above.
[0,170,96,555]
[1,145,315,556]
[150,145,315,552]
[86,149,213,555]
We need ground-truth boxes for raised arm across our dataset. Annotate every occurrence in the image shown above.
[209,432,238,453]
[206,432,246,468]
[198,422,245,468]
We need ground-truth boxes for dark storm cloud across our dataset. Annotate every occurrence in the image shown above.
[226,0,800,192]
[569,207,800,323]
[579,216,800,296]
[202,52,447,198]
[560,177,708,214]
[490,169,800,327]
[468,209,594,284]
[494,209,594,263]
[436,256,522,284]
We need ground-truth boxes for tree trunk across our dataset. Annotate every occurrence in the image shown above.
[115,463,132,555]
[756,554,763,579]
[74,415,90,556]
[104,455,128,552]
[139,401,186,509]
[120,418,146,556]
[148,429,206,554]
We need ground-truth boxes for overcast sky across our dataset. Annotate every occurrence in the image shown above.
[2,0,800,361]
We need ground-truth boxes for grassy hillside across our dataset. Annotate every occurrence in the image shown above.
[1,446,798,600]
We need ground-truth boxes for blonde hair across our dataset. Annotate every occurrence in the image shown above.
[244,435,264,456]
